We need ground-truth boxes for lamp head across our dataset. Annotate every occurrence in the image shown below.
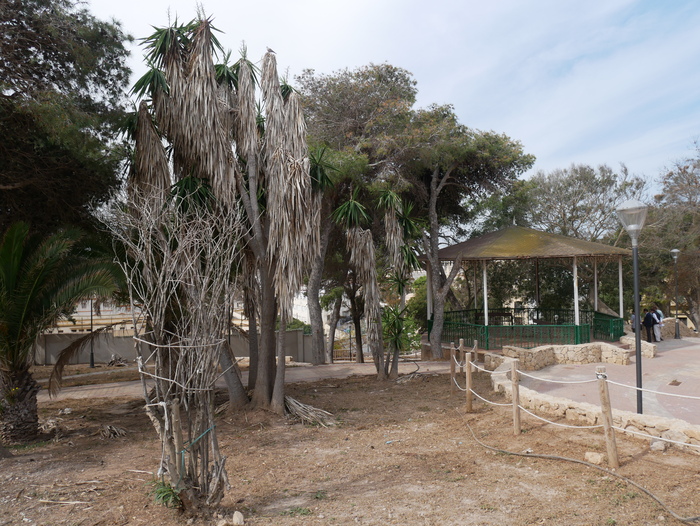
[671,248,680,261]
[616,200,648,246]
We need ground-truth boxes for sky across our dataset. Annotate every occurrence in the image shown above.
[88,0,700,184]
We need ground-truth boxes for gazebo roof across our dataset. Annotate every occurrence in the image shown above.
[431,226,631,262]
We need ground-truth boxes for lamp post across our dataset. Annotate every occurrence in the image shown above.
[89,297,94,368]
[616,199,647,414]
[671,249,681,339]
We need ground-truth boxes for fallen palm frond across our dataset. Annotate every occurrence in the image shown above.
[284,396,335,427]
[100,425,127,439]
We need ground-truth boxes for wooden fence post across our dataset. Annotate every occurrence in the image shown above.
[458,338,465,374]
[465,351,473,413]
[450,343,456,397]
[596,366,620,469]
[511,359,521,435]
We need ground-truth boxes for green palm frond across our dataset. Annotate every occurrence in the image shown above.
[377,188,401,211]
[214,51,237,89]
[141,21,193,68]
[280,78,298,102]
[169,176,216,214]
[0,223,117,375]
[131,64,169,100]
[331,189,370,229]
[309,146,336,191]
[398,201,424,239]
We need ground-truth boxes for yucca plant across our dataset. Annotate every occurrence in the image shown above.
[0,222,116,442]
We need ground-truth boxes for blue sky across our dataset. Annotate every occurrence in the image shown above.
[89,0,700,183]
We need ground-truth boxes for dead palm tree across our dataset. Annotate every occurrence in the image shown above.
[124,14,318,504]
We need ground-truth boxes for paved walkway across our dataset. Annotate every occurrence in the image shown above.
[38,338,700,427]
[36,361,451,402]
[519,337,700,425]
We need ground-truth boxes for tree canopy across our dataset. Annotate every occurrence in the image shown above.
[0,0,132,232]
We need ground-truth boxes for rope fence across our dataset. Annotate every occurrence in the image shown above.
[446,338,700,469]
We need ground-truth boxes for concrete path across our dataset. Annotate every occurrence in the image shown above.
[38,337,700,427]
[36,361,451,403]
[518,337,700,425]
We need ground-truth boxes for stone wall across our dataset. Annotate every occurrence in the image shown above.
[486,354,700,454]
[497,340,656,371]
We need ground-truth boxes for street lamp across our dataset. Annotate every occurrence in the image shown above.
[616,199,647,414]
[671,249,681,339]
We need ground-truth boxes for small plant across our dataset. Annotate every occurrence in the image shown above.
[281,507,312,517]
[10,440,50,451]
[606,519,617,525]
[148,479,182,509]
[314,490,327,500]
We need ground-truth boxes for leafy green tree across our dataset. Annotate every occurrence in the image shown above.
[0,222,116,442]
[642,148,700,329]
[297,64,417,366]
[392,105,535,357]
[0,0,132,232]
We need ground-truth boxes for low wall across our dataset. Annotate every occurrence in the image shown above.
[34,329,314,365]
[498,340,655,371]
[482,343,700,454]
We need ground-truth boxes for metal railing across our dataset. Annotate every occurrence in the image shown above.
[432,307,622,350]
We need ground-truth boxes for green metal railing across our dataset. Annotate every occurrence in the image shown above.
[431,307,622,350]
[592,312,625,341]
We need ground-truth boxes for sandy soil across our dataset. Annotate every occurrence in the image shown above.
[2,371,700,525]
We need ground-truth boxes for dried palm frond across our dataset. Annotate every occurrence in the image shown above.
[40,418,64,439]
[130,101,171,201]
[284,396,335,427]
[100,425,127,439]
[234,54,259,168]
[179,18,233,200]
[48,324,118,397]
[346,227,384,367]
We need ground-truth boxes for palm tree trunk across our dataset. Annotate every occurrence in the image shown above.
[245,292,258,392]
[251,266,277,409]
[307,261,326,365]
[0,373,40,442]
[270,317,287,415]
[325,295,343,363]
[219,344,248,409]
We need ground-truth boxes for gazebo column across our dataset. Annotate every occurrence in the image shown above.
[618,256,624,319]
[482,260,489,326]
[573,256,580,325]
[593,259,599,311]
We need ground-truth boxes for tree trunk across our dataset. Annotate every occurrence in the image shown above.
[219,343,249,410]
[353,315,363,363]
[325,295,342,363]
[270,318,287,415]
[307,210,332,365]
[245,292,258,392]
[371,316,386,380]
[0,373,40,443]
[251,267,277,409]
[389,347,400,379]
[429,299,447,359]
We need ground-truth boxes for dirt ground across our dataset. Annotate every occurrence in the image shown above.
[2,371,700,526]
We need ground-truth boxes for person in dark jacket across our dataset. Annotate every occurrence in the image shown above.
[642,308,657,343]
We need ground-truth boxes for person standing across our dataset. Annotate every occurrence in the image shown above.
[642,308,656,343]
[652,306,664,342]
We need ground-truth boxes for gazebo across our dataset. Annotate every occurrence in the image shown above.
[425,226,632,350]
